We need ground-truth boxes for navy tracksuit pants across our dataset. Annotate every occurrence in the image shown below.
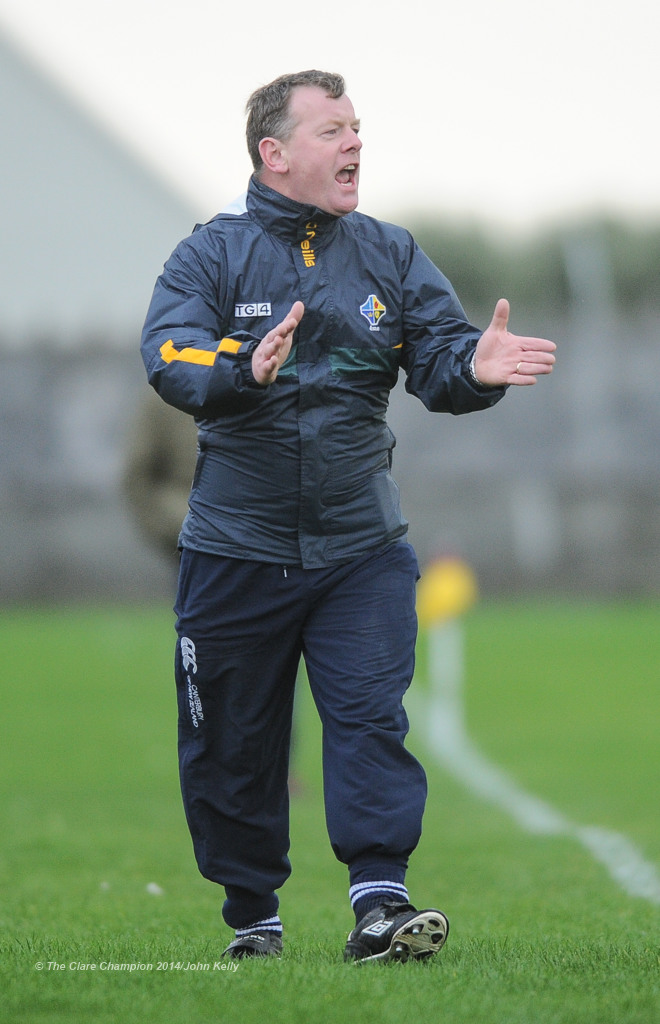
[174,541,427,929]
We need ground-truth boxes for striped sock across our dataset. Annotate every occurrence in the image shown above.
[349,880,409,924]
[235,914,283,939]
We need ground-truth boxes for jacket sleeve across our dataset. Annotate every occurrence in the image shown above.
[140,236,266,417]
[399,240,507,415]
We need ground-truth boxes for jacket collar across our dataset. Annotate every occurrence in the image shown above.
[246,175,342,245]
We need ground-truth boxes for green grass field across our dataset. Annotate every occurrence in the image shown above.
[1,600,659,1023]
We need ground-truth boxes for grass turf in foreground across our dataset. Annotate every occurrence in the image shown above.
[3,932,659,1024]
[1,601,659,1023]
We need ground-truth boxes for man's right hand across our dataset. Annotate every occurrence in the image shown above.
[251,301,304,385]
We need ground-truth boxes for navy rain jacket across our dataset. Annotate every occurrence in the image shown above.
[140,176,506,568]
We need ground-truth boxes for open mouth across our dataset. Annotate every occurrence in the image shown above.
[335,164,358,186]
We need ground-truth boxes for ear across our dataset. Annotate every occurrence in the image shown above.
[258,137,289,175]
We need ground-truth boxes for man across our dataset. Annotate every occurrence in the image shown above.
[140,70,555,964]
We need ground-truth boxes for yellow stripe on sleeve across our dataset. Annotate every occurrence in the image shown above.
[159,337,244,365]
[217,338,243,354]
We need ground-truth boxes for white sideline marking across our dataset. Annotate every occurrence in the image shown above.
[415,622,660,905]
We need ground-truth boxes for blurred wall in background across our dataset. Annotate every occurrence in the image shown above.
[1,31,658,603]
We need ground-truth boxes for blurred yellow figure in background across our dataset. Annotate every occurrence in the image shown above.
[416,557,478,628]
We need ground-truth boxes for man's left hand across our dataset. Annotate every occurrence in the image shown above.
[473,298,556,387]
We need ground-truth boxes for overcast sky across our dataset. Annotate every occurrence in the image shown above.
[1,0,658,234]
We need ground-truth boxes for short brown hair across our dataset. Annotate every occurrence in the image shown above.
[245,70,345,172]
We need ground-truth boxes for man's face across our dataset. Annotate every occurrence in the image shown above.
[273,86,362,216]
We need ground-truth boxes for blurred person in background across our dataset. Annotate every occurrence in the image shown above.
[123,386,305,789]
[123,386,198,564]
[140,69,556,964]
